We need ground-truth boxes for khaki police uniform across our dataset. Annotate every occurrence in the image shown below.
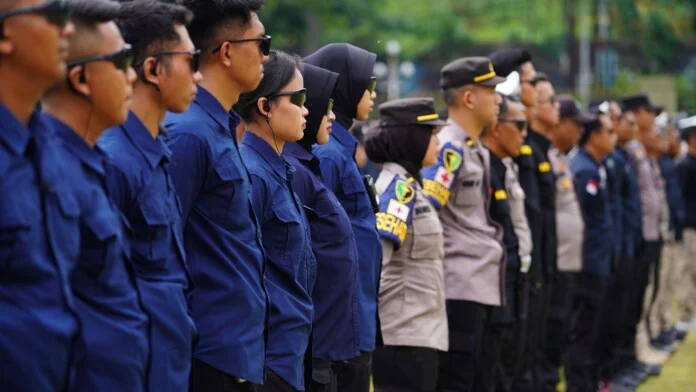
[503,158,532,271]
[375,163,448,351]
[626,140,669,364]
[549,148,584,273]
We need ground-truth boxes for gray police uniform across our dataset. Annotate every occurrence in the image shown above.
[503,158,532,271]
[375,163,449,352]
[438,121,505,306]
[550,148,584,273]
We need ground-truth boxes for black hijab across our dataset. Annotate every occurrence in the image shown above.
[304,43,377,129]
[364,124,433,182]
[299,63,339,152]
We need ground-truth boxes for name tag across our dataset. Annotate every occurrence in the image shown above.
[461,180,481,188]
[415,205,432,215]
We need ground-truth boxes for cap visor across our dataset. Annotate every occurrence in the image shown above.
[477,75,507,87]
[419,119,448,126]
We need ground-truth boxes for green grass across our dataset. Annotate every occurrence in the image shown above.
[638,332,696,392]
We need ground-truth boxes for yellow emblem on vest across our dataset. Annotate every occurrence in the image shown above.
[520,145,532,155]
[538,162,551,173]
[494,190,507,200]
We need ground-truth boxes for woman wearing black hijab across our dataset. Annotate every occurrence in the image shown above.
[283,63,362,392]
[303,43,381,391]
[366,98,449,392]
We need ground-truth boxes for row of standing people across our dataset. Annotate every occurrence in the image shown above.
[367,47,696,392]
[2,1,696,392]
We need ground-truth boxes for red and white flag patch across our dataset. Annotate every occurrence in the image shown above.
[585,179,598,196]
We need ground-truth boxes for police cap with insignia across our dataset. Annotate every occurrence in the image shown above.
[558,95,595,124]
[620,94,659,113]
[378,97,448,127]
[678,115,696,141]
[488,48,532,78]
[440,57,507,90]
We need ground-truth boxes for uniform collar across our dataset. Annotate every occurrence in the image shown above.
[193,86,238,134]
[0,103,33,156]
[242,131,293,180]
[382,162,409,177]
[445,119,476,147]
[44,114,105,175]
[285,142,321,177]
[488,150,506,173]
[579,147,601,166]
[120,111,170,169]
[330,120,358,153]
[528,127,551,151]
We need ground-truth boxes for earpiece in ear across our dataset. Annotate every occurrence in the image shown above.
[263,102,271,113]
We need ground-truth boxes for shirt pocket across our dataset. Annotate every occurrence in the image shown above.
[52,189,81,263]
[454,173,483,207]
[81,210,119,277]
[410,207,444,260]
[212,153,245,228]
[138,197,171,265]
[0,208,32,269]
[341,172,364,216]
[266,202,303,270]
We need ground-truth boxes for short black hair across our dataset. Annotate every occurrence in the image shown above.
[181,0,264,55]
[117,0,193,70]
[69,0,121,27]
[234,50,301,122]
[579,115,604,146]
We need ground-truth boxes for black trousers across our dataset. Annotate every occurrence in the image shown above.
[372,346,439,392]
[190,359,261,392]
[309,359,337,392]
[336,351,372,392]
[564,273,610,392]
[597,255,634,379]
[536,272,576,392]
[513,275,549,392]
[437,300,492,392]
[260,368,297,392]
[619,241,662,364]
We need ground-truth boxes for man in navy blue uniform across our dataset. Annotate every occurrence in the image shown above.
[40,1,150,390]
[304,43,382,391]
[0,1,79,390]
[97,1,202,389]
[566,113,616,392]
[163,0,270,390]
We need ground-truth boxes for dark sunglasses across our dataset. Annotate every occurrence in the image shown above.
[268,88,307,108]
[0,0,71,28]
[67,44,134,73]
[150,50,201,73]
[326,98,334,116]
[212,34,272,56]
[366,77,377,94]
[499,119,528,132]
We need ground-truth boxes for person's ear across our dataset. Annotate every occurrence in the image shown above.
[0,35,13,56]
[68,65,91,96]
[462,88,476,110]
[142,57,160,86]
[256,97,271,119]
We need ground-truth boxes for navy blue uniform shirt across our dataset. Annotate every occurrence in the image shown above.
[285,142,361,362]
[677,154,696,230]
[527,129,557,277]
[48,116,149,392]
[0,107,80,391]
[514,137,544,281]
[571,149,614,276]
[604,151,623,264]
[240,132,316,391]
[312,120,382,352]
[659,155,685,240]
[163,87,267,383]
[614,145,642,259]
[98,112,196,392]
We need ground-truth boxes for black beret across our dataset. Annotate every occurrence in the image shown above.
[488,48,532,78]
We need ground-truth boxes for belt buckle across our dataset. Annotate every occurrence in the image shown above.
[235,378,247,384]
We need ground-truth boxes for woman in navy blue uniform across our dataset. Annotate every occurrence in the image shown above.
[283,63,362,392]
[235,51,316,392]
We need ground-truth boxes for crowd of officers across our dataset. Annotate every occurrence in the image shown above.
[2,0,696,392]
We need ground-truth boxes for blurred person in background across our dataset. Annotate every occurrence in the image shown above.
[676,116,696,338]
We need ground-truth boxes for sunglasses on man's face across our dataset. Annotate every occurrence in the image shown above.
[67,44,134,73]
[150,50,201,73]
[212,34,272,56]
[0,0,71,28]
[366,77,377,94]
[268,88,307,108]
[499,119,528,132]
[326,98,334,116]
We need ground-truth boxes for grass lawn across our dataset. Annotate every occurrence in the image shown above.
[638,331,696,392]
